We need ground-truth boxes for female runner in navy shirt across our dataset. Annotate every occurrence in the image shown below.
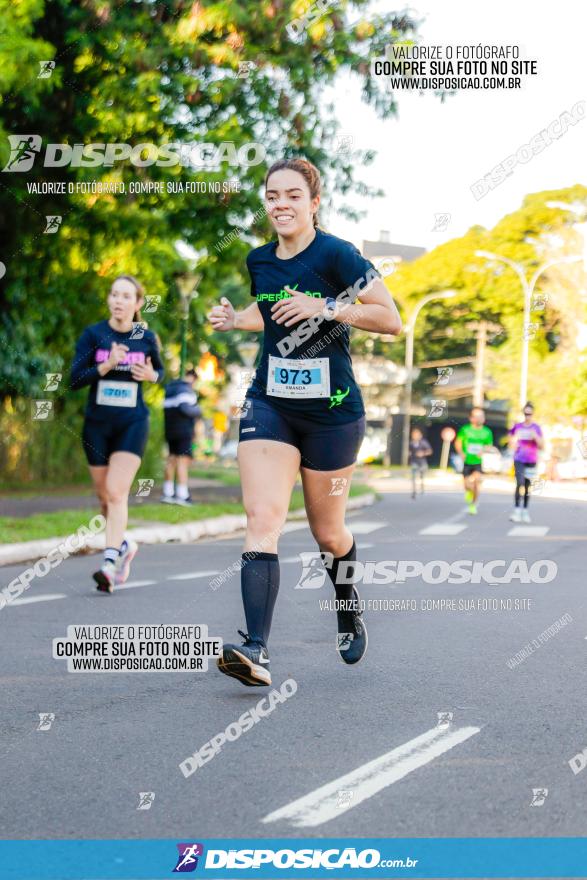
[209,158,402,686]
[71,275,164,592]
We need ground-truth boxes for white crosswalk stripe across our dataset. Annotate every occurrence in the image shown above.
[507,526,550,537]
[346,520,388,534]
[166,570,219,581]
[420,523,468,536]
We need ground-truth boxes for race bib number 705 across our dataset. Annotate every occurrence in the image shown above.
[96,380,138,407]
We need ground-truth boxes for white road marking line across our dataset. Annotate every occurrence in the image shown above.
[282,544,373,562]
[419,523,468,536]
[116,580,157,590]
[166,570,219,581]
[262,724,481,828]
[444,508,468,524]
[507,526,550,537]
[8,593,66,606]
[345,520,388,534]
[281,522,311,534]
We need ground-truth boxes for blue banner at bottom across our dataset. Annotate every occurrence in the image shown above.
[1,838,587,879]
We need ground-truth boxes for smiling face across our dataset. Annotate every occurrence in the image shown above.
[265,168,320,238]
[108,277,142,323]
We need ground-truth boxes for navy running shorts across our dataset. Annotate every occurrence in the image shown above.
[238,398,365,471]
[167,436,193,457]
[82,418,149,466]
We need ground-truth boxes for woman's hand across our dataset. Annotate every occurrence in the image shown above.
[106,342,129,370]
[271,287,324,327]
[131,356,158,382]
[209,297,236,331]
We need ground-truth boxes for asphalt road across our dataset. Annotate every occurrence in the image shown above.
[1,480,586,841]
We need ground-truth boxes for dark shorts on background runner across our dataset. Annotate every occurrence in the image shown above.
[238,398,365,471]
[82,418,149,466]
[463,463,483,477]
[514,460,535,484]
[167,436,193,457]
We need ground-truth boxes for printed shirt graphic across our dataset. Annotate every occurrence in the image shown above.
[246,228,378,424]
[457,423,493,464]
[70,319,164,424]
[510,421,542,464]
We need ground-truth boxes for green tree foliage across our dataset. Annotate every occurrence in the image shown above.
[0,0,421,481]
[384,185,587,422]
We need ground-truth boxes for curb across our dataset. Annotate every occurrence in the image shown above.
[0,493,376,568]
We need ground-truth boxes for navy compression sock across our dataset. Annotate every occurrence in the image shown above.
[324,539,357,603]
[240,552,280,646]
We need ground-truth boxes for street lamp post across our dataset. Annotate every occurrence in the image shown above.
[176,273,201,376]
[475,250,582,408]
[401,290,457,467]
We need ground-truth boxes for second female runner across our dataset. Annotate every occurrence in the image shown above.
[71,275,164,591]
[209,158,402,686]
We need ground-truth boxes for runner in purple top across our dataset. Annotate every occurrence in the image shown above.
[508,402,544,523]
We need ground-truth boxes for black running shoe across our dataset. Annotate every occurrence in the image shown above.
[93,561,116,594]
[336,588,368,665]
[217,630,271,687]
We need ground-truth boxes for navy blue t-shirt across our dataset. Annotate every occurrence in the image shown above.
[71,320,164,424]
[246,228,379,425]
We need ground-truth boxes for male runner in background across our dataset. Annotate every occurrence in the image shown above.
[408,427,433,499]
[455,407,495,515]
[161,369,201,506]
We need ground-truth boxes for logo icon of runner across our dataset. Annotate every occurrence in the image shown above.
[38,60,56,79]
[295,551,331,589]
[337,633,354,651]
[3,135,42,172]
[173,843,204,872]
[136,792,155,810]
[329,386,350,408]
[44,215,62,234]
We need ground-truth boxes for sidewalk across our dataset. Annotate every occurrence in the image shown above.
[0,478,240,519]
[0,492,376,567]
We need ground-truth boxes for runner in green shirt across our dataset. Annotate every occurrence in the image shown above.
[454,407,496,515]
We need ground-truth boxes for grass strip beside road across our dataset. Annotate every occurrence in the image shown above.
[0,484,374,544]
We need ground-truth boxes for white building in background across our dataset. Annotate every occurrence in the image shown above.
[362,229,426,274]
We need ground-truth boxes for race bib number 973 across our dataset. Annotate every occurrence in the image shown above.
[266,355,330,399]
